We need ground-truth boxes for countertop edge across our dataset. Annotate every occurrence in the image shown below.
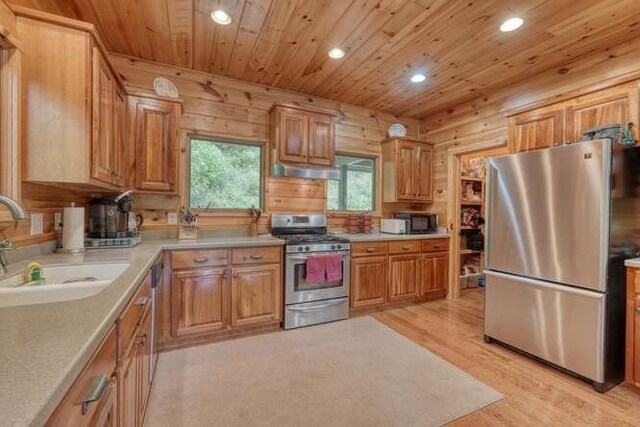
[625,258,640,268]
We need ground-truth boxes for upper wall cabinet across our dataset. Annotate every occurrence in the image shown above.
[17,9,127,190]
[508,82,639,153]
[270,103,341,167]
[381,137,434,203]
[130,96,181,194]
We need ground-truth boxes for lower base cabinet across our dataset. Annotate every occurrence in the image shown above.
[627,267,640,388]
[387,254,421,301]
[420,252,449,298]
[231,264,282,327]
[351,256,387,308]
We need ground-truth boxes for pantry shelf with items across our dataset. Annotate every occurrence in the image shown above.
[459,157,486,290]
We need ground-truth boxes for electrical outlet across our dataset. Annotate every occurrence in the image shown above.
[167,212,178,225]
[54,212,62,231]
[30,213,44,235]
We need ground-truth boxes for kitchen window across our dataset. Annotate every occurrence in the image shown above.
[189,138,263,210]
[327,155,376,212]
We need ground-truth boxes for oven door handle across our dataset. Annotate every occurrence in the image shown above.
[287,300,346,311]
[287,254,348,262]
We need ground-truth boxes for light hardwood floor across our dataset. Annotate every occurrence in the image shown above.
[372,288,640,426]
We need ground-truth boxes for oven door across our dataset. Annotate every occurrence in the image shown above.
[285,252,350,305]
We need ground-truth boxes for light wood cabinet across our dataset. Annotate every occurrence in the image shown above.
[112,86,126,187]
[508,108,564,153]
[172,268,230,338]
[387,254,420,302]
[351,255,387,308]
[420,252,448,299]
[231,264,282,327]
[382,137,434,202]
[626,267,640,389]
[270,103,340,166]
[132,96,181,193]
[18,13,127,190]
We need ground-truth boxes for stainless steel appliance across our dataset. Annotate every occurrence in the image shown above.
[380,218,406,234]
[271,214,351,329]
[88,190,142,239]
[484,139,640,392]
[149,255,163,381]
[394,212,438,234]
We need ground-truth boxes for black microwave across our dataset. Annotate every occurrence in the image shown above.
[394,212,438,234]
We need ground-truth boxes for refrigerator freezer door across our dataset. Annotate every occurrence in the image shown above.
[485,271,605,382]
[486,140,611,292]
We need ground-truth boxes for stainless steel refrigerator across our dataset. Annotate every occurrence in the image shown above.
[484,139,640,392]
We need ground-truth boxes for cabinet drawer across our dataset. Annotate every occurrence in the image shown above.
[421,238,449,253]
[389,240,421,255]
[46,326,117,426]
[232,246,281,265]
[117,272,151,358]
[171,249,229,269]
[351,241,388,257]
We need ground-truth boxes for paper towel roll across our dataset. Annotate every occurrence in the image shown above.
[62,206,85,251]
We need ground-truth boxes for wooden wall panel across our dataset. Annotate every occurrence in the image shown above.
[111,54,420,234]
[420,36,640,226]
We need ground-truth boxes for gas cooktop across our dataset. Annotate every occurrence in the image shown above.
[280,234,350,245]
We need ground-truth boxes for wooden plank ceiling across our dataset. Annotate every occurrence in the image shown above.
[9,0,640,119]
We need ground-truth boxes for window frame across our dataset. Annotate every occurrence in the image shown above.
[326,152,379,214]
[186,135,265,214]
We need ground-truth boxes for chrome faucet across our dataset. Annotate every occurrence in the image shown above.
[0,195,28,277]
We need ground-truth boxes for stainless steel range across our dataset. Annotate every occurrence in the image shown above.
[271,214,350,329]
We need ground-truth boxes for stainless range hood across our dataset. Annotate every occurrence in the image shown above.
[270,150,341,180]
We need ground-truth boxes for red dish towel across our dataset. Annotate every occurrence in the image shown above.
[325,254,343,282]
[305,256,327,283]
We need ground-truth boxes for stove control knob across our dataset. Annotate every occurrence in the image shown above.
[305,246,310,251]
[331,245,336,250]
[298,246,303,252]
[337,245,342,249]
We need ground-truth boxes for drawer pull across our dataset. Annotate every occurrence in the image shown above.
[366,247,375,252]
[636,307,640,313]
[432,245,441,249]
[136,333,148,345]
[193,257,209,263]
[249,254,264,260]
[136,296,149,307]
[402,245,411,250]
[81,374,109,415]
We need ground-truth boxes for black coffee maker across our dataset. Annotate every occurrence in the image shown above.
[88,190,141,238]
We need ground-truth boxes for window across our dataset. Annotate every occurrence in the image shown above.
[189,138,263,209]
[327,155,376,212]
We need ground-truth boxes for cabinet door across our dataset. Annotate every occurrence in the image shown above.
[634,300,640,384]
[111,87,126,187]
[415,145,433,201]
[172,268,230,337]
[396,143,417,200]
[231,264,282,327]
[278,108,309,163]
[350,255,387,308]
[420,253,448,298]
[308,113,335,166]
[137,310,151,426]
[387,254,420,301]
[508,109,564,153]
[91,51,115,184]
[566,86,638,143]
[134,97,179,193]
[119,344,138,427]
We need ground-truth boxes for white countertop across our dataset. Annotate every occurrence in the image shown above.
[625,258,640,268]
[0,236,283,427]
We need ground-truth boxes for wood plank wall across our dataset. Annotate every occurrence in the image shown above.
[420,36,640,226]
[110,54,422,234]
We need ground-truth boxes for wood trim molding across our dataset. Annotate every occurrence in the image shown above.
[0,47,21,222]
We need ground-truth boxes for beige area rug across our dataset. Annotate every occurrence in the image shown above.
[145,317,503,427]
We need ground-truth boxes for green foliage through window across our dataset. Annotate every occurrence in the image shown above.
[327,155,375,211]
[189,138,262,209]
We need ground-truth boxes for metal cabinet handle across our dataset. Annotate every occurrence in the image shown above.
[249,254,263,260]
[169,178,175,184]
[223,270,229,278]
[366,247,375,252]
[136,333,147,345]
[193,257,209,263]
[432,245,441,249]
[81,375,109,415]
[402,245,411,250]
[136,296,149,307]
[636,307,640,313]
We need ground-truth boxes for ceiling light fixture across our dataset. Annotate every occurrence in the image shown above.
[410,73,426,83]
[211,10,232,25]
[328,48,345,59]
[500,17,523,32]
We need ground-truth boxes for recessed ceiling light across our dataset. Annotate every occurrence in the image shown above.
[211,10,231,25]
[410,73,426,83]
[328,48,345,59]
[500,17,523,32]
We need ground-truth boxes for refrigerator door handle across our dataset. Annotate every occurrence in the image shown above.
[484,270,605,297]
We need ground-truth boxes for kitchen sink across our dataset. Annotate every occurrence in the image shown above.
[0,262,130,308]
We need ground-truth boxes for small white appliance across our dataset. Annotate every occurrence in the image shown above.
[380,219,406,234]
